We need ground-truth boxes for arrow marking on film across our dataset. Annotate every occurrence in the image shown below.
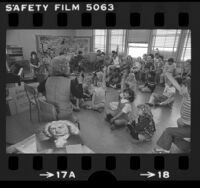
[39,172,54,178]
[140,171,156,178]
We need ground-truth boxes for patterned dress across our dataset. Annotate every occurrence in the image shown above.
[128,104,156,140]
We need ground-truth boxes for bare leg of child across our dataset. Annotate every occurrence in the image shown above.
[138,85,145,90]
[148,93,157,104]
[138,134,151,142]
[92,103,105,113]
[76,98,81,110]
[141,86,151,93]
[111,119,128,130]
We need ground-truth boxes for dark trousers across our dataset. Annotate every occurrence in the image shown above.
[156,125,191,152]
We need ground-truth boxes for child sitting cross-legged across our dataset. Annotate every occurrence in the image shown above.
[138,70,156,93]
[105,88,137,130]
[125,68,137,92]
[71,72,91,111]
[85,67,106,113]
[127,104,156,142]
[106,67,122,89]
[147,78,176,107]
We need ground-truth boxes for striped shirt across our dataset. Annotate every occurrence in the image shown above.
[180,95,191,125]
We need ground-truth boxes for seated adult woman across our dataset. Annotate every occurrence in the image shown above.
[38,55,78,124]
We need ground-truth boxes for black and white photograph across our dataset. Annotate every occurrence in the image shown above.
[6,29,191,154]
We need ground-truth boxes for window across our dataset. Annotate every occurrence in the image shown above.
[109,30,126,53]
[152,30,181,57]
[128,43,148,58]
[93,30,107,52]
[181,30,191,61]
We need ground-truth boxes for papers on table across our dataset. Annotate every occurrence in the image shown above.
[14,135,37,153]
[66,144,94,153]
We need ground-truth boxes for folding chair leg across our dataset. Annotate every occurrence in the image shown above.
[37,106,40,122]
[29,104,32,121]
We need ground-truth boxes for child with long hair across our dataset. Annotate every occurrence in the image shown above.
[85,67,106,113]
[105,88,137,130]
[127,104,156,142]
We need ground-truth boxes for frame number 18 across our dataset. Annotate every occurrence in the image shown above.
[158,171,170,179]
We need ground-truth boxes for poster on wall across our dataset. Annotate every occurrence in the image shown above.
[36,35,91,62]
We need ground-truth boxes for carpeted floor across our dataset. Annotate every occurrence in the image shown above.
[6,85,183,153]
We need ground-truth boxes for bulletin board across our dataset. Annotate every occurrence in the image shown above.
[36,35,92,60]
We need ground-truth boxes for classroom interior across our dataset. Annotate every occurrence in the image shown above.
[6,29,191,154]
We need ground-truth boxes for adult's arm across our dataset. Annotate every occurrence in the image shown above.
[37,79,47,95]
[91,91,96,107]
[165,72,181,92]
[160,96,174,105]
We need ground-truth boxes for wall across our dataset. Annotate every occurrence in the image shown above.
[6,30,73,59]
[75,30,93,37]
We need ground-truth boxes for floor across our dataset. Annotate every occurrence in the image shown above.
[6,85,183,153]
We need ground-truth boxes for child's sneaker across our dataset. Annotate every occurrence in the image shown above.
[105,114,113,122]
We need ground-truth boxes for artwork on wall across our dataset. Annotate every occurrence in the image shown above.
[36,35,91,61]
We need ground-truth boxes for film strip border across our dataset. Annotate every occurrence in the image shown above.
[3,154,190,181]
[1,2,194,28]
[8,12,189,27]
[8,155,189,171]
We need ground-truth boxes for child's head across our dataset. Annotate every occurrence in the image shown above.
[137,104,153,117]
[97,49,101,55]
[184,59,191,72]
[168,58,174,65]
[126,55,132,62]
[147,54,154,63]
[122,68,130,76]
[143,54,147,60]
[101,52,105,57]
[112,51,117,58]
[123,88,135,103]
[31,51,37,59]
[180,77,191,96]
[78,51,83,55]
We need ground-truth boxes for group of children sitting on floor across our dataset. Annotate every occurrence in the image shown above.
[63,49,191,143]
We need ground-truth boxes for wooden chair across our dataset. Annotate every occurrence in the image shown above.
[37,99,57,122]
[24,83,40,121]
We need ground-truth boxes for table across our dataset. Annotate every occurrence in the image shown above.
[7,134,95,154]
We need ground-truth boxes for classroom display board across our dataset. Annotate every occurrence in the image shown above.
[36,35,91,60]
